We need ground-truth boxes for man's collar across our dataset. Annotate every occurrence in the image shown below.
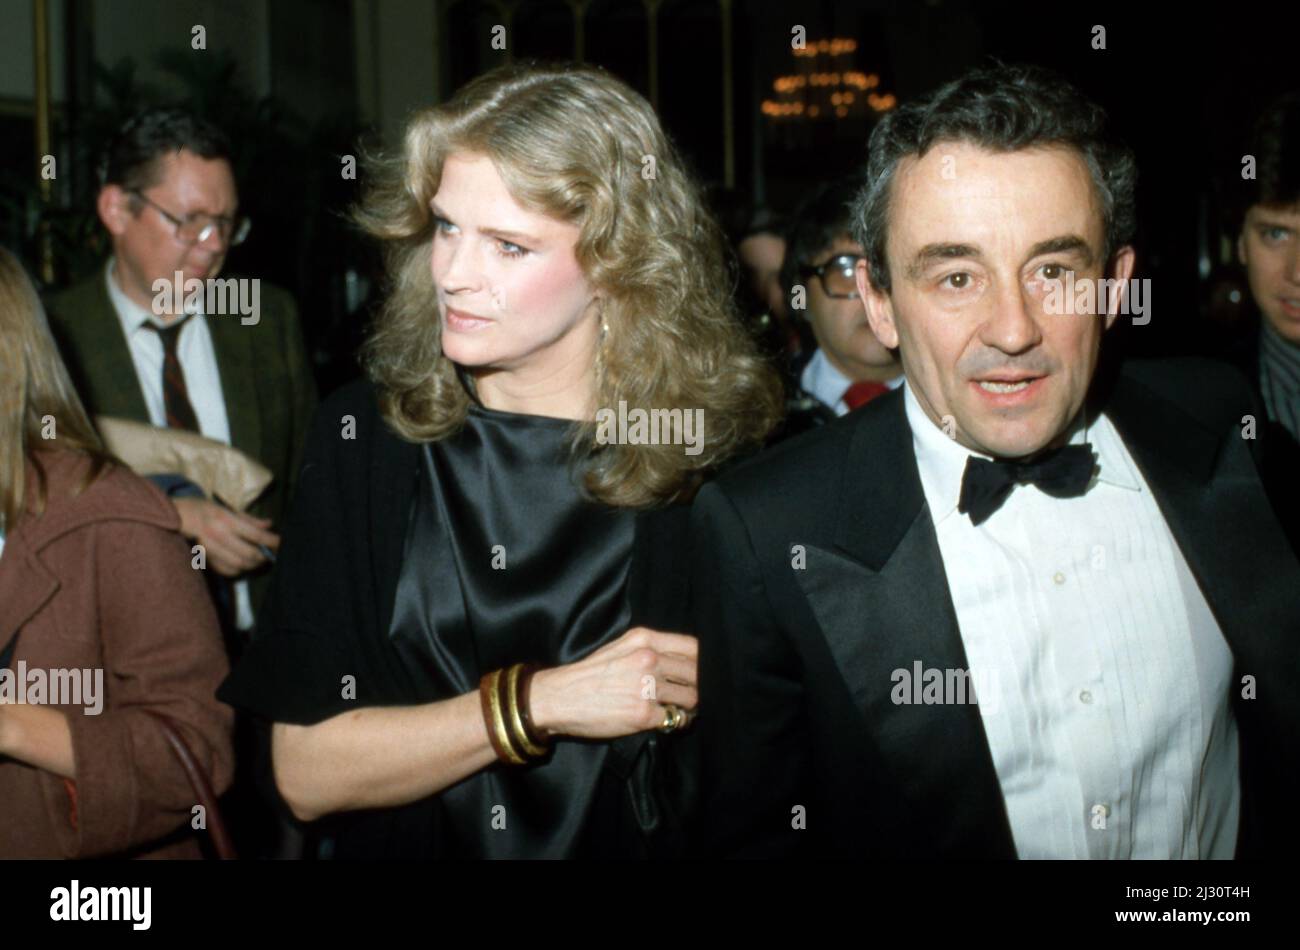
[105,256,155,333]
[104,256,204,334]
[802,348,851,408]
[903,375,1142,525]
[802,347,905,407]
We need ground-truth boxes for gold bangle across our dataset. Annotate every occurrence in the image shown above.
[503,663,548,759]
[518,664,549,747]
[480,669,526,765]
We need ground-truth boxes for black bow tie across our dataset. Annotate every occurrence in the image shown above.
[957,443,1097,526]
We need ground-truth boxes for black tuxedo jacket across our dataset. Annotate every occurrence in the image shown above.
[686,356,1300,859]
[1222,324,1300,557]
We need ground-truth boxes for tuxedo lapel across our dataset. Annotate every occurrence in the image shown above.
[794,393,1017,856]
[1102,368,1300,677]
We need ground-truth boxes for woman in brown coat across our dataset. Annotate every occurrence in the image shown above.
[0,248,234,859]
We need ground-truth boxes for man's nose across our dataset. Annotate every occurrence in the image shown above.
[978,279,1043,354]
[195,223,229,253]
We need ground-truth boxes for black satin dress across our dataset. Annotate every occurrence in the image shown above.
[390,405,644,858]
[219,380,694,860]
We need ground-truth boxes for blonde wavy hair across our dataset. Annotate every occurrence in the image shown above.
[0,247,114,532]
[355,61,783,508]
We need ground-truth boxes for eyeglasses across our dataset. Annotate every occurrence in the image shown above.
[802,253,863,299]
[128,189,251,247]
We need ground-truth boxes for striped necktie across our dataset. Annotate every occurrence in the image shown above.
[141,315,201,432]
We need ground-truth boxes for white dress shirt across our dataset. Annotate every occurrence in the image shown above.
[903,379,1240,858]
[105,259,254,630]
[800,347,904,416]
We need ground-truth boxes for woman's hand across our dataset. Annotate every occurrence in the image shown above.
[273,629,697,821]
[527,627,698,740]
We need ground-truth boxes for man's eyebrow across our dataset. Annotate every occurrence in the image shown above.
[1253,217,1297,230]
[1025,234,1094,264]
[905,243,981,279]
[429,201,538,244]
[178,201,238,220]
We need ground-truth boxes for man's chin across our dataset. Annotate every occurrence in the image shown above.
[165,271,208,287]
[183,261,222,283]
[962,422,1059,461]
[1263,311,1300,347]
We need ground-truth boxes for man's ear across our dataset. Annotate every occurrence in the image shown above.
[856,258,899,348]
[1103,245,1137,331]
[96,185,132,236]
[1236,231,1248,267]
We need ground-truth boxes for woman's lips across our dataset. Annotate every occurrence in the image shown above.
[1279,297,1300,320]
[445,307,494,331]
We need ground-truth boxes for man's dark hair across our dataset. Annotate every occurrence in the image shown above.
[739,205,787,244]
[850,62,1137,293]
[780,176,863,303]
[97,107,233,192]
[1231,90,1300,230]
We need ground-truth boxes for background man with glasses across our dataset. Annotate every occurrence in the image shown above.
[780,176,904,418]
[45,108,318,643]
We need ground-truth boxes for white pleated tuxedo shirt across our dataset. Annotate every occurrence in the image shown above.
[902,379,1240,858]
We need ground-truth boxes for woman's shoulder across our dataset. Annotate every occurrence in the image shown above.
[312,376,421,454]
[306,376,417,474]
[318,375,382,419]
[19,449,178,549]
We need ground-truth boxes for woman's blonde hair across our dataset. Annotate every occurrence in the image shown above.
[355,61,783,507]
[0,247,114,531]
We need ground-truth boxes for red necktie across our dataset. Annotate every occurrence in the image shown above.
[141,315,201,432]
[842,380,890,411]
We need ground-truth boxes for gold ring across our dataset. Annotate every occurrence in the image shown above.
[659,704,683,733]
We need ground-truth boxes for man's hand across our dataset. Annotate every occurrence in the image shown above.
[173,497,280,577]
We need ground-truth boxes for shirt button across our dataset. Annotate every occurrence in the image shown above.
[1053,571,1066,585]
[1078,689,1093,704]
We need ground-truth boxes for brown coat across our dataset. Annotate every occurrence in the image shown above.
[0,449,234,859]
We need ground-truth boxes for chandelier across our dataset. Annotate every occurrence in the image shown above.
[762,38,896,122]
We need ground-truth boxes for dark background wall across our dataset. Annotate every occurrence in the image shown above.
[3,0,1296,386]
